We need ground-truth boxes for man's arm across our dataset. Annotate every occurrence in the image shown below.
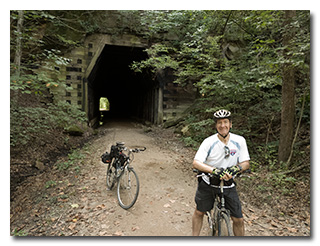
[192,159,215,174]
[238,160,250,172]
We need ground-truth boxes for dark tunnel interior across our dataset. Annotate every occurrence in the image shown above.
[87,44,158,125]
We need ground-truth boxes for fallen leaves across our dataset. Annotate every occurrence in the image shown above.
[10,125,310,237]
[68,223,76,231]
[112,231,124,236]
[242,205,308,236]
[131,226,140,232]
[96,204,106,210]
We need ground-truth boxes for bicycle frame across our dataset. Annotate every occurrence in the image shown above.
[115,146,146,175]
[104,143,145,209]
[194,170,232,236]
[208,180,232,236]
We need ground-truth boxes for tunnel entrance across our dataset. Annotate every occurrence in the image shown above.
[86,44,162,127]
[99,97,110,112]
[99,97,110,126]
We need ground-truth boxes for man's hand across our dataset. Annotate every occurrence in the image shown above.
[220,172,233,181]
[226,165,241,177]
[212,167,225,178]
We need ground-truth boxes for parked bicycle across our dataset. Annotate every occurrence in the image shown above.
[194,170,233,236]
[101,142,146,209]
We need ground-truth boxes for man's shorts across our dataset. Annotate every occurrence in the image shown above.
[195,179,243,218]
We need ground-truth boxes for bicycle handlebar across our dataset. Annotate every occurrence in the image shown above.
[193,168,251,179]
[131,147,146,153]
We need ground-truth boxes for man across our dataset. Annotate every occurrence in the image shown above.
[192,109,250,236]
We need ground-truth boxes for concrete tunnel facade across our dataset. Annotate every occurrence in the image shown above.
[50,33,196,127]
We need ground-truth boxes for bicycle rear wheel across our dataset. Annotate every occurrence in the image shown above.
[218,212,233,236]
[117,167,139,209]
[106,163,116,190]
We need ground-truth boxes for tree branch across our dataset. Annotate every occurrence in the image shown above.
[277,163,309,175]
[287,89,307,166]
[221,11,232,35]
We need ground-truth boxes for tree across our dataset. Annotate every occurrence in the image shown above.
[13,10,24,77]
[278,10,297,163]
[10,10,310,169]
[131,10,310,168]
[11,10,24,104]
[10,10,86,147]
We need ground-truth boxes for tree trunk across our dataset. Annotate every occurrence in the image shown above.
[278,10,296,163]
[14,10,24,77]
[11,10,24,105]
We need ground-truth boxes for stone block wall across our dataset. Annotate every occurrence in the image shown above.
[51,45,89,109]
[163,81,196,121]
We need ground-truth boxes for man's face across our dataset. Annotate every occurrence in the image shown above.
[216,118,232,137]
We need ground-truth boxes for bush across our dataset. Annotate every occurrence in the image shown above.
[10,99,87,147]
[10,104,52,147]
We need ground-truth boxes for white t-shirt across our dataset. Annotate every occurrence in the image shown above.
[194,132,250,169]
[194,133,250,187]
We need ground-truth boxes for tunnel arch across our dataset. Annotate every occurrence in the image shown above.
[84,43,163,127]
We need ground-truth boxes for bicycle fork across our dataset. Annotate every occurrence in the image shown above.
[220,180,225,209]
[122,165,132,190]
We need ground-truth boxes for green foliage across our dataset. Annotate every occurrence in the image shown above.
[10,10,310,172]
[55,149,85,172]
[10,104,51,146]
[10,10,88,148]
[266,172,297,196]
[184,119,215,145]
[10,70,53,96]
[130,10,309,170]
[131,44,180,73]
[47,101,87,129]
[10,100,87,147]
[12,228,28,236]
[255,142,279,169]
[45,180,57,189]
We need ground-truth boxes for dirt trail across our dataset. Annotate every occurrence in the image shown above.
[10,120,310,236]
[76,120,197,236]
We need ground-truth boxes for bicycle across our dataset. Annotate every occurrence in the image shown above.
[101,142,146,209]
[194,170,233,236]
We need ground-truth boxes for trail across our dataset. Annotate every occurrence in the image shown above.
[10,120,310,236]
[75,120,196,236]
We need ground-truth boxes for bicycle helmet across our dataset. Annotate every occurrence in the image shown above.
[213,109,231,120]
[214,109,232,138]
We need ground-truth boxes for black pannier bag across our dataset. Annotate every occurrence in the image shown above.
[101,152,111,164]
[102,143,126,165]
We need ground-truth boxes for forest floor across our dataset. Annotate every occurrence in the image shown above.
[10,119,310,236]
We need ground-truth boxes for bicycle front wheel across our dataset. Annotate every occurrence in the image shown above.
[117,167,139,209]
[206,211,215,236]
[218,212,233,236]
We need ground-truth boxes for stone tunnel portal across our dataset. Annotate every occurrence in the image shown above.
[87,44,162,126]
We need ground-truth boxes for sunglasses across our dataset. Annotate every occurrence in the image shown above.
[224,146,230,159]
